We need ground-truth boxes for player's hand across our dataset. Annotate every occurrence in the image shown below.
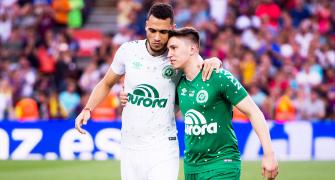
[75,109,91,134]
[119,89,128,106]
[262,152,279,179]
[202,57,222,81]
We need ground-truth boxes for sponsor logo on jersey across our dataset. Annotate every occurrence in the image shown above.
[196,90,208,104]
[128,84,167,108]
[184,109,217,136]
[189,90,195,97]
[181,88,187,96]
[222,70,242,91]
[162,65,176,79]
[132,61,143,70]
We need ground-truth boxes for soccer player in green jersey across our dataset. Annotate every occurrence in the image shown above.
[167,27,279,180]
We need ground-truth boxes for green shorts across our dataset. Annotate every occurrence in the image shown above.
[185,166,241,180]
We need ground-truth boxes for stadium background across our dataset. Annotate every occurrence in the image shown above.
[0,0,335,179]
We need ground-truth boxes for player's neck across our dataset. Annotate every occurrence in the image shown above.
[146,40,166,56]
[184,55,203,81]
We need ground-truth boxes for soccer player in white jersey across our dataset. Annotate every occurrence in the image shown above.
[75,3,221,180]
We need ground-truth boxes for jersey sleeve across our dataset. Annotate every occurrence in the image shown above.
[216,69,248,106]
[110,43,127,75]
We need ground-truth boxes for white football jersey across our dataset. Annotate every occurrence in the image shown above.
[111,40,181,149]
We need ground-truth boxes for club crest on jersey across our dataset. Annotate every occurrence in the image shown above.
[184,109,217,136]
[128,84,167,108]
[196,90,208,104]
[162,65,176,79]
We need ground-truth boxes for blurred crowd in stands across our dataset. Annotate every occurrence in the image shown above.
[0,0,334,122]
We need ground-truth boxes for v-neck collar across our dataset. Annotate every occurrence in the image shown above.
[185,69,202,83]
[144,39,167,59]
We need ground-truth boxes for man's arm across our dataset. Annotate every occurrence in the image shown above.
[75,67,122,134]
[235,95,279,179]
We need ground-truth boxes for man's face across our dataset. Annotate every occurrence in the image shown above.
[167,37,191,69]
[146,15,174,53]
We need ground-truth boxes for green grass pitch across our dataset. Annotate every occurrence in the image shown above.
[0,160,334,180]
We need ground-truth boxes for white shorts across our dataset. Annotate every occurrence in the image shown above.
[120,139,179,180]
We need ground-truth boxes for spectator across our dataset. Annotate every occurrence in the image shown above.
[315,1,332,34]
[233,107,249,122]
[14,2,37,29]
[262,87,280,120]
[174,0,192,28]
[321,68,335,93]
[14,97,39,121]
[296,62,322,90]
[24,28,40,69]
[52,0,71,28]
[59,80,80,118]
[294,20,314,58]
[68,0,85,28]
[255,0,281,29]
[326,88,335,120]
[0,12,12,43]
[0,59,12,81]
[240,50,256,86]
[292,88,309,120]
[10,56,37,98]
[269,69,289,93]
[208,0,228,26]
[91,92,120,121]
[289,0,311,28]
[94,32,114,66]
[2,26,24,64]
[315,41,335,68]
[250,84,267,107]
[112,26,133,47]
[275,88,296,122]
[36,90,50,120]
[0,78,14,121]
[35,2,54,38]
[303,89,326,121]
[79,62,100,93]
[54,45,77,91]
[0,0,17,13]
[117,0,141,27]
[49,90,67,120]
[36,43,56,74]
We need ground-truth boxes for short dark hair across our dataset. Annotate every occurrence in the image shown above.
[168,27,200,48]
[147,3,174,24]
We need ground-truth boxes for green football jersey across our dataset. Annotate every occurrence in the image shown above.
[177,68,248,174]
